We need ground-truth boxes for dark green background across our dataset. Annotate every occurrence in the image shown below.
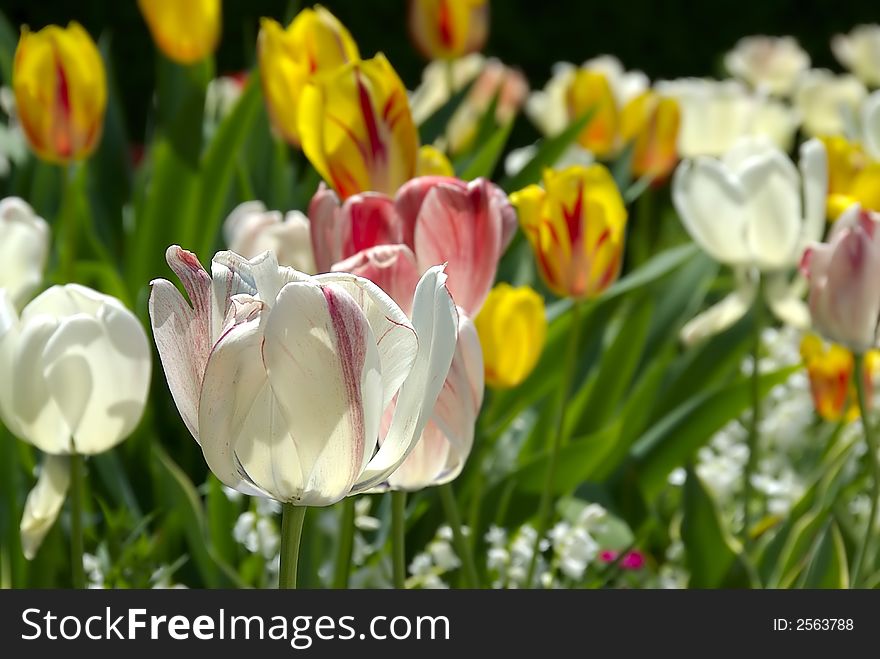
[2,0,876,141]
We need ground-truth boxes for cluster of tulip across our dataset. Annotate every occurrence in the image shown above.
[3,0,880,590]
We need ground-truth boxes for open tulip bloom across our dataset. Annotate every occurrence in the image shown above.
[149,246,458,505]
[672,136,828,344]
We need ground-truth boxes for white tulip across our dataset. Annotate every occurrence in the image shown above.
[20,455,70,560]
[223,201,316,274]
[724,35,810,96]
[0,285,151,454]
[673,137,828,343]
[862,90,880,160]
[832,25,880,87]
[0,197,49,309]
[655,78,799,157]
[149,247,458,505]
[794,69,866,137]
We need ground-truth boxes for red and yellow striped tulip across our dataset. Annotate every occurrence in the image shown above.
[408,0,489,60]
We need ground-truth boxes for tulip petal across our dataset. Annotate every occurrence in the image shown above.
[314,269,418,412]
[673,157,750,265]
[681,273,757,345]
[149,246,213,441]
[343,193,403,256]
[197,314,290,499]
[387,421,451,490]
[764,272,811,329]
[330,244,421,314]
[262,281,382,505]
[42,299,151,455]
[740,151,802,268]
[415,180,502,315]
[20,455,70,560]
[0,198,49,309]
[0,291,24,438]
[799,138,829,245]
[395,175,465,246]
[309,183,344,272]
[352,265,458,492]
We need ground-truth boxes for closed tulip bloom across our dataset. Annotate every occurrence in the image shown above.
[299,54,418,199]
[620,90,681,180]
[511,164,627,299]
[801,205,880,353]
[0,197,49,309]
[821,136,880,219]
[416,145,454,177]
[794,69,866,138]
[334,245,484,490]
[309,176,516,315]
[475,283,547,388]
[149,247,458,504]
[408,0,489,60]
[13,22,106,163]
[224,201,316,274]
[800,333,878,422]
[833,25,880,87]
[0,285,151,456]
[724,36,810,96]
[258,8,359,146]
[138,0,220,64]
[673,138,827,343]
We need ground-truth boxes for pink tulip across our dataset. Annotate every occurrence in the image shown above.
[310,176,516,316]
[334,245,484,490]
[801,205,880,353]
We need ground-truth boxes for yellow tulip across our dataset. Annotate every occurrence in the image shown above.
[565,69,618,158]
[511,165,627,299]
[821,135,880,219]
[408,0,489,60]
[416,144,454,176]
[138,0,220,65]
[800,333,878,422]
[13,22,106,164]
[299,54,419,198]
[475,283,547,388]
[620,91,681,180]
[258,7,359,147]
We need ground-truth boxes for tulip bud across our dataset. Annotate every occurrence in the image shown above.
[475,283,546,388]
[800,333,878,422]
[138,0,221,64]
[0,197,49,309]
[416,145,454,177]
[0,284,151,455]
[299,54,419,199]
[511,164,627,299]
[565,69,619,158]
[821,135,880,219]
[620,91,681,180]
[13,22,106,163]
[801,205,880,353]
[724,36,810,96]
[258,8,359,147]
[224,201,317,274]
[149,247,458,504]
[408,0,489,60]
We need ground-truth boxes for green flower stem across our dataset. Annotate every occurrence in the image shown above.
[332,498,356,589]
[278,504,307,589]
[58,164,79,283]
[391,491,407,589]
[525,299,585,587]
[742,281,763,548]
[851,353,880,588]
[69,454,85,589]
[439,483,479,588]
